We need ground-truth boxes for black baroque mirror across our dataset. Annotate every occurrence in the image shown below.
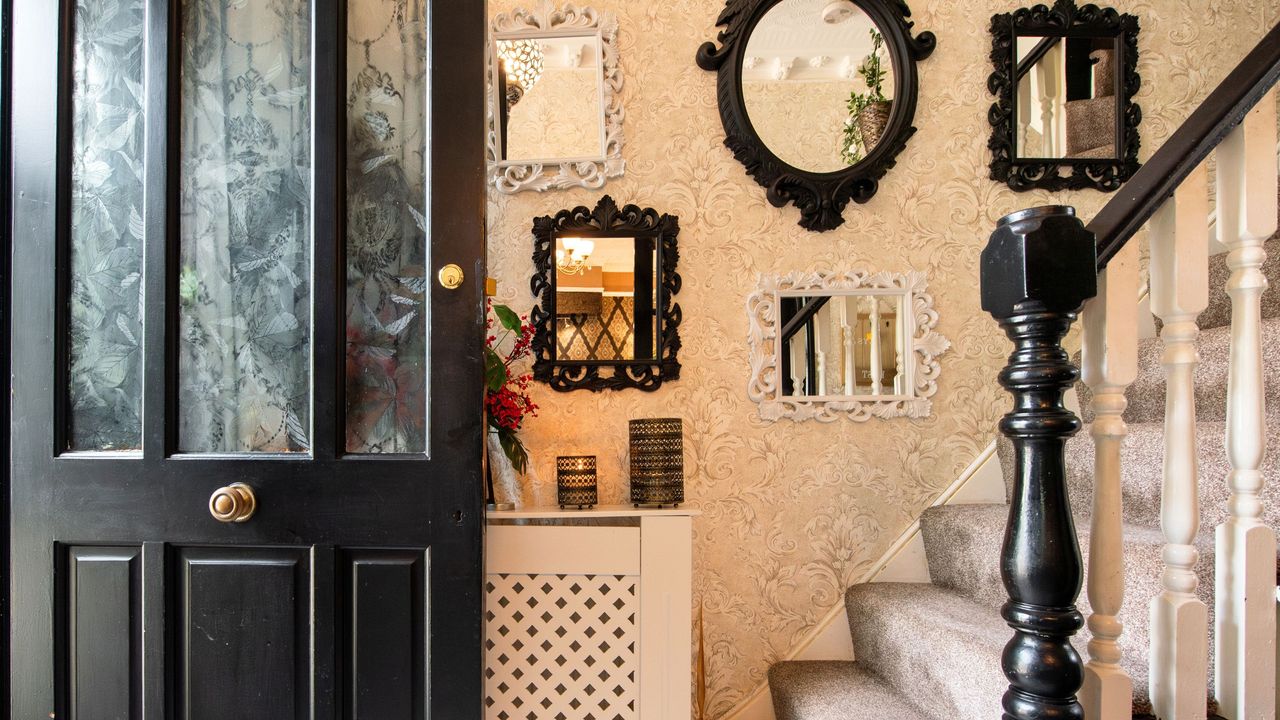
[531,196,681,392]
[696,0,935,232]
[988,0,1141,191]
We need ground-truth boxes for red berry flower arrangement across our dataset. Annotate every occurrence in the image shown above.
[486,301,538,474]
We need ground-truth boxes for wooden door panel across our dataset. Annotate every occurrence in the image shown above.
[341,549,428,719]
[64,546,142,720]
[175,547,313,720]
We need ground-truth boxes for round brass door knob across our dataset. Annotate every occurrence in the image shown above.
[209,483,257,523]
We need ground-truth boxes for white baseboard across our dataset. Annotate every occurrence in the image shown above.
[720,440,1003,720]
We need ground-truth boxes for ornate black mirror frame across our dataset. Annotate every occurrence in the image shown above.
[695,0,935,232]
[531,196,682,392]
[988,0,1141,192]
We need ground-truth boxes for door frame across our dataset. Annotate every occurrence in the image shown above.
[2,0,11,714]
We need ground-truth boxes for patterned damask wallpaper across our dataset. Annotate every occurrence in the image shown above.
[485,1,1275,716]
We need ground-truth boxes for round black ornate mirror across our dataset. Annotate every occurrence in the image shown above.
[697,0,935,232]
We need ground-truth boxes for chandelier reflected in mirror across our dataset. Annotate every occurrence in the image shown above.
[555,238,594,275]
[496,39,544,108]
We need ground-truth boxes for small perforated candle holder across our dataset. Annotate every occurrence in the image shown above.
[629,418,684,507]
[556,456,598,509]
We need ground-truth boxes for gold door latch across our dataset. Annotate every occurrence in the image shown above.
[209,483,257,523]
[438,263,465,290]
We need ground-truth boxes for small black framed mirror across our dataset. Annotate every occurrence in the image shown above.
[988,0,1141,191]
[531,196,681,392]
[696,0,936,232]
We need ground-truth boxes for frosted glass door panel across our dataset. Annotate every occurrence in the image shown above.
[344,0,429,454]
[68,0,146,451]
[178,0,313,453]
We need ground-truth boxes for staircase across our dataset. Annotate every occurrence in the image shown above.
[767,228,1280,720]
[769,21,1280,720]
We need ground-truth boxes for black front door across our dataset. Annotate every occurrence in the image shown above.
[9,0,485,717]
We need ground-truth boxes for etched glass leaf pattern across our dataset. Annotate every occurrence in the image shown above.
[344,0,429,453]
[68,0,146,451]
[177,0,312,452]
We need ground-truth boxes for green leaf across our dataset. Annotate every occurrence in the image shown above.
[497,427,529,475]
[484,347,508,392]
[493,304,522,333]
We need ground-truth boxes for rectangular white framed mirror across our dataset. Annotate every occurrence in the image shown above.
[746,270,950,422]
[487,4,624,193]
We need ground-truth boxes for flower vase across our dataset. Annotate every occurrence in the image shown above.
[487,433,524,509]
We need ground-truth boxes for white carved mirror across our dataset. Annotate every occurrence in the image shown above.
[487,3,624,193]
[746,270,950,422]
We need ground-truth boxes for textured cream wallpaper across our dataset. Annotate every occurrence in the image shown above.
[484,1,1274,716]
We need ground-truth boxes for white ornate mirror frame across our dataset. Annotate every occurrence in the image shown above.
[487,3,624,193]
[746,270,950,422]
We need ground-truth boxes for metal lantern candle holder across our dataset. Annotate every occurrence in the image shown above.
[556,455,598,509]
[629,418,684,507]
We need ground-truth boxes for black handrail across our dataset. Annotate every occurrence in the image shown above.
[1090,21,1280,269]
[779,296,830,343]
[1014,36,1060,83]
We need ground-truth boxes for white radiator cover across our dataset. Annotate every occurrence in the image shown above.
[484,507,696,720]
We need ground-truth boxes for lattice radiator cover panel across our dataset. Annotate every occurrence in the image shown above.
[485,573,639,720]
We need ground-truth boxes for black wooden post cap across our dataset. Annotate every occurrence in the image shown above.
[981,205,1098,318]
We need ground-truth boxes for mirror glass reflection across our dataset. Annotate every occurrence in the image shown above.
[741,0,895,173]
[554,236,658,362]
[497,34,605,162]
[781,294,902,397]
[1014,35,1118,160]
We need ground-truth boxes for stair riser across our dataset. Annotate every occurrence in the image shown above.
[845,585,1012,720]
[1117,320,1280,425]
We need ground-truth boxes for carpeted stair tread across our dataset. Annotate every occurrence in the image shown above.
[1118,315,1280,425]
[919,503,1219,714]
[844,582,1021,719]
[1059,420,1280,531]
[768,661,930,720]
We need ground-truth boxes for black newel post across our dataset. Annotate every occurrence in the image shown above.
[980,206,1097,720]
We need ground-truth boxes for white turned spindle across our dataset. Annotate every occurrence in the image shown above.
[1080,240,1140,720]
[870,297,883,395]
[815,320,826,393]
[1149,163,1211,720]
[1215,88,1278,720]
[841,300,855,395]
[894,296,905,395]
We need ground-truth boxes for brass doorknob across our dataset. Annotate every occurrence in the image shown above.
[209,483,257,523]
[438,263,465,290]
